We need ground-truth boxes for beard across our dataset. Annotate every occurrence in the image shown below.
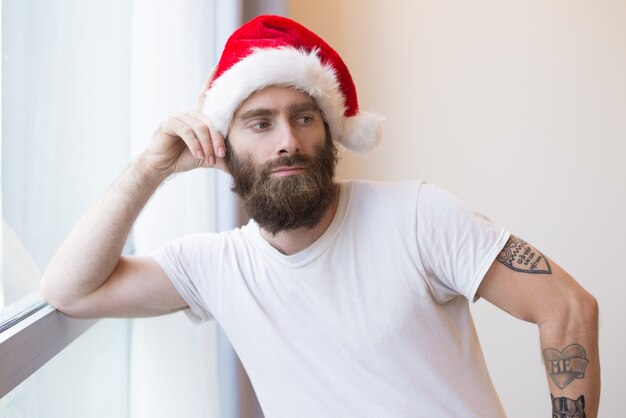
[225,135,338,235]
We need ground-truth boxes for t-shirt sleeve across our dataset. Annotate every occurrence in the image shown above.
[150,233,217,323]
[416,183,510,303]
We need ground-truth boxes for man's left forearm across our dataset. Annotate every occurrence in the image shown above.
[539,295,600,418]
[477,236,601,416]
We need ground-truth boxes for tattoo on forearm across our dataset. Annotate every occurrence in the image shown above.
[543,344,589,389]
[551,394,586,418]
[496,235,552,274]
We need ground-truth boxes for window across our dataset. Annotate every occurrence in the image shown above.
[1,0,132,311]
[1,1,255,416]
[1,1,133,414]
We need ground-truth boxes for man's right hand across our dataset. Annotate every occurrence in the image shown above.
[141,66,228,176]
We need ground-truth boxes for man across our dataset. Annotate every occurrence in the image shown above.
[40,15,599,417]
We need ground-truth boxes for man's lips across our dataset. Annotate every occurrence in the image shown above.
[270,165,308,176]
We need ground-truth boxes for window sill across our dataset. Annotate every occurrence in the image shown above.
[0,297,96,398]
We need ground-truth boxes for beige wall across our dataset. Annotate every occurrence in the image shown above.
[290,1,625,416]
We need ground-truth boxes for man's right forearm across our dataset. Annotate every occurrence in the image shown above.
[39,154,170,309]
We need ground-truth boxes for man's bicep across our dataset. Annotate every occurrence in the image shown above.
[476,235,584,324]
[59,255,187,319]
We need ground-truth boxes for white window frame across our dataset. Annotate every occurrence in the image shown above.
[0,295,96,398]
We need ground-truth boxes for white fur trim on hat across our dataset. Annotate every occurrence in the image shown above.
[203,47,382,152]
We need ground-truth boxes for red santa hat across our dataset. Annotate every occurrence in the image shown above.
[203,15,383,153]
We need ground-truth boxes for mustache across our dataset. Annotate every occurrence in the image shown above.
[261,154,313,175]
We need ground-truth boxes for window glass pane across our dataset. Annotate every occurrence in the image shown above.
[0,319,130,418]
[0,1,132,411]
[1,0,131,309]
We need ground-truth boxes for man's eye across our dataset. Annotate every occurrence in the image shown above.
[252,121,271,130]
[296,116,313,125]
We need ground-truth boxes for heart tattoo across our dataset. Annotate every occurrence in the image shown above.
[543,344,588,389]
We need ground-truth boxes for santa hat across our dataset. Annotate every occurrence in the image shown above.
[203,15,383,153]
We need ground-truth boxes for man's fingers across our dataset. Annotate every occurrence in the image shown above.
[211,126,226,161]
[197,65,218,110]
[194,65,223,164]
[193,111,226,160]
[158,108,226,170]
[173,111,225,167]
[162,116,207,163]
[176,113,216,165]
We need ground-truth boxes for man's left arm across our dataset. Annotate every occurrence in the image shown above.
[477,235,600,417]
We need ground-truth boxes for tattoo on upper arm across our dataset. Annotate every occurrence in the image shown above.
[543,344,589,389]
[551,394,586,418]
[496,235,552,274]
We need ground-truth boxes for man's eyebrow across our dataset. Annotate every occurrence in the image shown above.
[288,102,320,115]
[238,108,276,121]
[237,101,321,122]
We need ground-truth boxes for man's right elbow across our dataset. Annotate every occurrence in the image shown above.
[39,293,90,318]
[39,276,76,315]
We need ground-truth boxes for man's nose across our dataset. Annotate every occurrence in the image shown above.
[277,123,301,156]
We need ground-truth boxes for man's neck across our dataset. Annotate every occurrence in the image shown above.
[259,186,340,256]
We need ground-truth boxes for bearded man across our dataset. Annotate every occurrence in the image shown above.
[40,15,600,418]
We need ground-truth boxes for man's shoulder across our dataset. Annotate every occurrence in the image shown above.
[339,179,426,222]
[161,225,252,252]
[341,179,425,193]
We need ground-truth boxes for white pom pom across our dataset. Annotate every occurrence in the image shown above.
[337,112,385,153]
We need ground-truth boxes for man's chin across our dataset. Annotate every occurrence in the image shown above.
[245,184,337,235]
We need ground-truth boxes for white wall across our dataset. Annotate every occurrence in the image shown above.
[290,1,625,416]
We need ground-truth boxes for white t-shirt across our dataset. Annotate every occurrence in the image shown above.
[151,180,510,418]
